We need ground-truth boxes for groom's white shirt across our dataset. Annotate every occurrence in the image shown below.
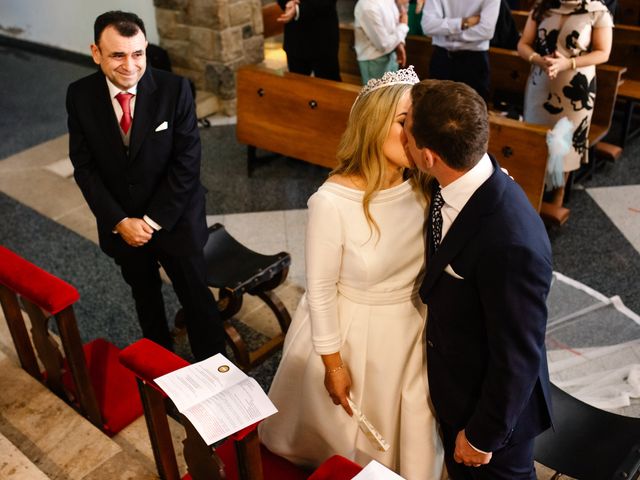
[440,153,493,239]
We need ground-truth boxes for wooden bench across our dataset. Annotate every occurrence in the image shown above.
[236,64,360,172]
[236,65,549,213]
[488,113,548,213]
[0,246,142,436]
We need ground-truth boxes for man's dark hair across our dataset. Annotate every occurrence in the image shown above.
[410,80,489,171]
[94,11,146,44]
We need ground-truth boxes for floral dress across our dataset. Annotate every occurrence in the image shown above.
[523,0,613,172]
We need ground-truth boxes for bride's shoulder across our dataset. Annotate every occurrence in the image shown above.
[325,174,366,190]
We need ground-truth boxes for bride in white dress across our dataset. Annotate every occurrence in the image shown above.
[259,67,444,480]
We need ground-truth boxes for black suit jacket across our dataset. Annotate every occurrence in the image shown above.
[66,67,207,258]
[421,156,553,452]
[277,0,339,59]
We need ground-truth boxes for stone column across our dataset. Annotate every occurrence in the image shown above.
[154,0,265,115]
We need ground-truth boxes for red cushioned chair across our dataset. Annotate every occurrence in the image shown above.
[119,339,363,480]
[0,245,142,435]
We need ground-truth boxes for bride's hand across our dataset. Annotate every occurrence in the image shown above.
[324,366,353,416]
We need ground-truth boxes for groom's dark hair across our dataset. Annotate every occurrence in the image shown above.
[410,80,488,172]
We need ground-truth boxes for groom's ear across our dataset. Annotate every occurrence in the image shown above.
[422,148,436,169]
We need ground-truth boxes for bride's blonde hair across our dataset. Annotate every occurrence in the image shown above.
[331,83,432,238]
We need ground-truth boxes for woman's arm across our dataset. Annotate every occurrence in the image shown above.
[517,14,547,69]
[305,192,353,415]
[544,25,612,79]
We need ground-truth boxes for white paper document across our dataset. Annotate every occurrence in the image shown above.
[353,460,405,479]
[154,353,277,445]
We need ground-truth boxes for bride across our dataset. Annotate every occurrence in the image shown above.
[259,67,444,479]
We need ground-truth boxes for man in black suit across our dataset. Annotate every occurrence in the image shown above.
[403,79,553,479]
[277,0,341,81]
[66,11,225,360]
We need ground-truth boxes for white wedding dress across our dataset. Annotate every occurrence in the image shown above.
[259,180,443,480]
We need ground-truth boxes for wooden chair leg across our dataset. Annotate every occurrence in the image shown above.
[223,321,252,371]
[137,380,181,480]
[235,429,264,480]
[255,290,291,333]
[0,285,39,379]
[55,307,102,429]
[183,417,226,480]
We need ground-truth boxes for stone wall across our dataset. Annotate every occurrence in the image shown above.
[154,0,265,115]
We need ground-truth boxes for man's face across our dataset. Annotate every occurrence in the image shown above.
[91,25,147,90]
[403,105,429,172]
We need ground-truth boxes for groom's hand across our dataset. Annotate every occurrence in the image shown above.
[454,430,492,467]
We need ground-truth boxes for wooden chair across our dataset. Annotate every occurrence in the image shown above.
[119,339,363,480]
[0,246,142,435]
[534,383,640,480]
[204,223,292,372]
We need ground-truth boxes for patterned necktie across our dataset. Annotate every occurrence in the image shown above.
[431,186,444,253]
[115,92,134,134]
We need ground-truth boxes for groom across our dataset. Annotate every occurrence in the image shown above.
[403,79,553,479]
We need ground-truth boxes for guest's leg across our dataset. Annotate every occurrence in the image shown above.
[287,55,312,76]
[428,47,452,81]
[115,248,172,350]
[358,53,395,84]
[312,55,341,81]
[158,251,226,361]
[452,51,490,102]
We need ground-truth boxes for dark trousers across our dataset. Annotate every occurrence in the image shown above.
[287,53,341,82]
[115,245,226,361]
[429,47,491,101]
[441,423,537,480]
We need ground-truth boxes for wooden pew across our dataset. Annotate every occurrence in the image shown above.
[616,0,640,25]
[236,64,360,171]
[236,65,548,213]
[488,113,549,213]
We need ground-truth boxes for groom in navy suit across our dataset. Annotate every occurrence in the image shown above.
[66,11,225,360]
[403,80,553,479]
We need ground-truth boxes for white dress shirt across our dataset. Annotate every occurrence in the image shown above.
[421,0,500,52]
[106,78,162,232]
[439,153,494,240]
[354,0,409,61]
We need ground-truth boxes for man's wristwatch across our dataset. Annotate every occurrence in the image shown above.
[462,19,470,30]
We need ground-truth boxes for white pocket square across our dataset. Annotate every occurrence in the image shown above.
[155,121,168,132]
[444,264,464,280]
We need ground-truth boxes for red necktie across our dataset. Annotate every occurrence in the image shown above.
[115,92,134,134]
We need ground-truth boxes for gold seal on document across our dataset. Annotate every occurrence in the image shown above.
[217,365,230,373]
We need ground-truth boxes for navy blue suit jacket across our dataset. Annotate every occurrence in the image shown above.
[66,67,208,258]
[421,156,553,452]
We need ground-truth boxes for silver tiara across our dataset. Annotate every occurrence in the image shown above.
[357,66,420,100]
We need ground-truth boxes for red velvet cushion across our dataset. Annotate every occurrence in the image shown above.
[308,455,363,480]
[0,246,79,314]
[118,338,190,395]
[63,338,143,436]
